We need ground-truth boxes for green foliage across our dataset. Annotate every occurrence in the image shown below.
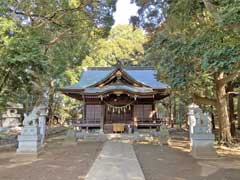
[82,25,147,67]
[143,0,240,94]
[0,0,117,119]
[218,0,240,31]
[0,29,49,108]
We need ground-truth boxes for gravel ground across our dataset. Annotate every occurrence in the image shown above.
[134,141,240,180]
[0,128,240,180]
[0,137,103,180]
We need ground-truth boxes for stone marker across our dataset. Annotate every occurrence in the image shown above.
[151,124,169,145]
[64,126,77,145]
[188,103,218,159]
[159,124,170,145]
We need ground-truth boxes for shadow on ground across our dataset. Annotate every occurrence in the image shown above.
[0,137,103,180]
[134,143,240,180]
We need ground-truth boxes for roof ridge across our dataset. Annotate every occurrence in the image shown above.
[124,66,155,70]
[84,66,155,71]
[84,67,113,70]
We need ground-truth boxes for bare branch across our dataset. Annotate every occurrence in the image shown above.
[227,91,240,95]
[192,93,217,107]
[44,28,72,54]
[220,71,240,84]
[49,28,72,45]
[202,0,220,21]
[13,1,87,26]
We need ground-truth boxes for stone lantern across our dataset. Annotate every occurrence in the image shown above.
[1,102,23,128]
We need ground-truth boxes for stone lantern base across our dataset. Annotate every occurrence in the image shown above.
[191,133,218,159]
[16,126,42,157]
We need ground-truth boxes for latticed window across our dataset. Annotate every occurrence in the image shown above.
[134,104,153,122]
[85,105,104,123]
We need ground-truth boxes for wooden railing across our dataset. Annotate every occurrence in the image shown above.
[136,117,167,126]
[72,118,101,128]
[72,117,167,128]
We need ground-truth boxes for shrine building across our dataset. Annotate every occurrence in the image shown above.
[60,64,170,133]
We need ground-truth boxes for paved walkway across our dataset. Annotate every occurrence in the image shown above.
[84,141,145,180]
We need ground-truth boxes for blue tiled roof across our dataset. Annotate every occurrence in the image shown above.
[125,69,169,89]
[62,67,169,89]
[63,69,114,89]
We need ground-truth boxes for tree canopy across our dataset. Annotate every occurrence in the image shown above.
[82,24,147,67]
[0,0,117,112]
[134,0,240,143]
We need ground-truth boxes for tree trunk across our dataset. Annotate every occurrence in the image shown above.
[168,96,173,126]
[238,95,240,129]
[48,80,55,125]
[215,73,232,143]
[226,82,236,137]
[172,96,177,128]
[210,106,215,130]
[211,112,215,130]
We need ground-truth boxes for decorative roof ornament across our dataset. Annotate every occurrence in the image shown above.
[116,71,122,80]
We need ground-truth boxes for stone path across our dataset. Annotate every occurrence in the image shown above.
[84,141,145,180]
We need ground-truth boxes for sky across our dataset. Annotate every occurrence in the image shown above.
[113,0,139,26]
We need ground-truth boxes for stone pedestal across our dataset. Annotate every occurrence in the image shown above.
[159,128,170,145]
[2,116,21,127]
[17,126,42,155]
[64,127,77,145]
[191,134,217,159]
[151,126,169,145]
[188,103,218,159]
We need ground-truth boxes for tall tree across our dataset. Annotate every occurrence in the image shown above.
[81,25,147,67]
[137,0,240,144]
[0,0,117,115]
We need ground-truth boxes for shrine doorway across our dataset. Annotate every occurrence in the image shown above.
[104,94,134,124]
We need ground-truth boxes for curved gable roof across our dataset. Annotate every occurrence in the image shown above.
[62,67,169,90]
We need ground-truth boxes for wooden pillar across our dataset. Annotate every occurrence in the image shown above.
[82,95,85,123]
[168,95,172,126]
[133,104,138,130]
[100,104,105,133]
[82,103,85,123]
